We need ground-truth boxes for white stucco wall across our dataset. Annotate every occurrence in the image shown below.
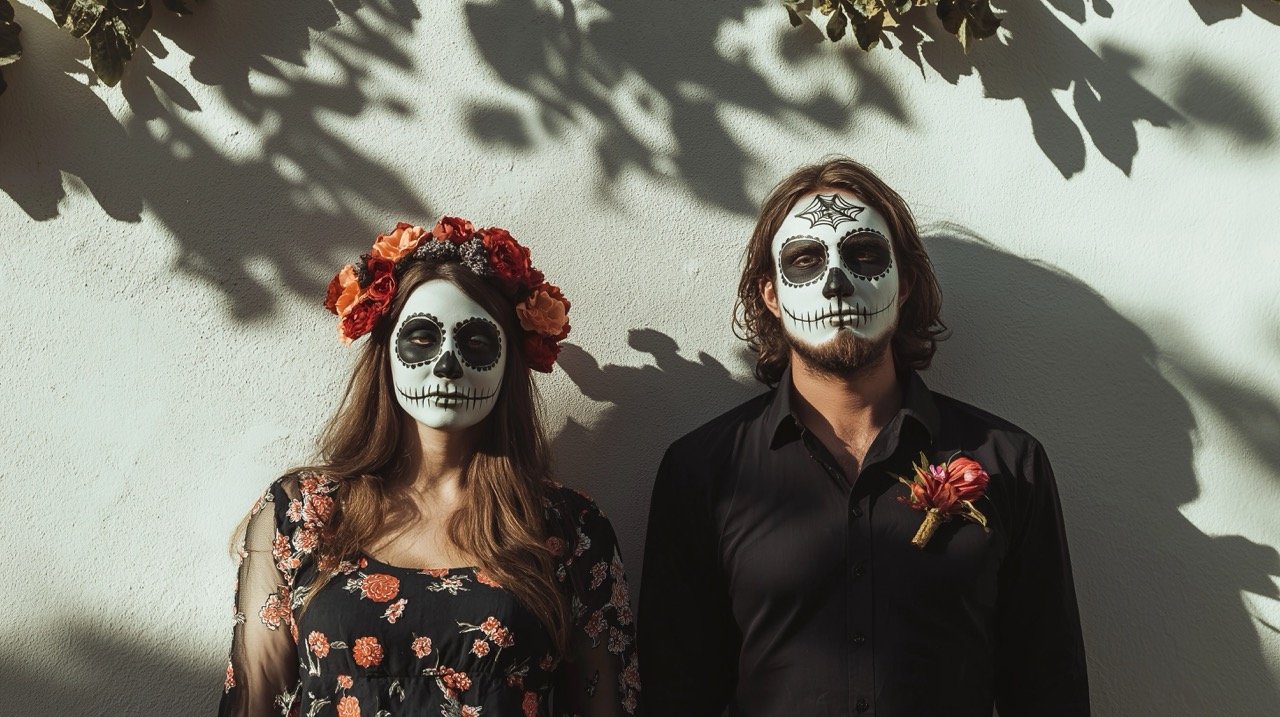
[2,0,1277,713]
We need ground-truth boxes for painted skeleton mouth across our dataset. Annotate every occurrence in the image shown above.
[397,385,497,409]
[783,298,895,330]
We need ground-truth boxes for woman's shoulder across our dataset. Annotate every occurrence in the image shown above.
[540,479,610,525]
[255,469,340,534]
[540,479,620,559]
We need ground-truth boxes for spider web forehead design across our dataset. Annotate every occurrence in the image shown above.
[794,193,866,229]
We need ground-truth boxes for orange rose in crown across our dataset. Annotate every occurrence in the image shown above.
[896,452,991,548]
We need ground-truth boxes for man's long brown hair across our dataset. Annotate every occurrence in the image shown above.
[288,260,569,653]
[734,156,948,386]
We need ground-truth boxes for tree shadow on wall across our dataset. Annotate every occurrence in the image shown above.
[923,226,1280,715]
[0,618,216,715]
[872,0,1277,175]
[0,0,429,319]
[1185,0,1280,25]
[463,0,910,216]
[548,330,761,579]
[464,0,1276,195]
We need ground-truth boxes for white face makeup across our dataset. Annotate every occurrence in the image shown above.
[770,191,900,346]
[389,280,506,431]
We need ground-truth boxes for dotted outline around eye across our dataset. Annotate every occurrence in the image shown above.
[838,227,895,282]
[395,312,445,368]
[452,316,503,372]
[778,235,830,288]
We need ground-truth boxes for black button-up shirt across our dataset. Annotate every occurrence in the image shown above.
[637,366,1089,716]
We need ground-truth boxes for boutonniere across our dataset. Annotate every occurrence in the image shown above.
[895,451,991,548]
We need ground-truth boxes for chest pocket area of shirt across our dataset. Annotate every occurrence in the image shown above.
[872,490,1008,607]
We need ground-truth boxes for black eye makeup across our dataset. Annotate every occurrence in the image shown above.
[395,313,444,367]
[838,229,893,280]
[778,236,830,287]
[453,317,502,371]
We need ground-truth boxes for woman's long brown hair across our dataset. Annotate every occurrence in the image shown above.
[734,156,949,386]
[286,260,569,654]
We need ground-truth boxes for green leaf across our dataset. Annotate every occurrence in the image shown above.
[853,12,883,51]
[85,1,149,86]
[59,0,107,38]
[87,13,130,84]
[936,0,1000,42]
[967,1,1001,38]
[44,0,72,26]
[825,5,847,41]
[936,0,964,35]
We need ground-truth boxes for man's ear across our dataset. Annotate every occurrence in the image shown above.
[760,277,782,319]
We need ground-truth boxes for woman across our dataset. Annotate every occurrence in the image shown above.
[219,217,640,716]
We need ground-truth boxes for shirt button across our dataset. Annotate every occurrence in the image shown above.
[856,698,870,712]
[850,505,863,518]
[853,563,866,578]
[851,633,867,646]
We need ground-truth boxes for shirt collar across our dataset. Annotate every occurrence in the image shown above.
[766,362,940,449]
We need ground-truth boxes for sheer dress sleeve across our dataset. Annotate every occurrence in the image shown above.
[219,478,303,716]
[554,488,641,716]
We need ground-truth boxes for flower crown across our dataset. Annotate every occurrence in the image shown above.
[324,216,571,372]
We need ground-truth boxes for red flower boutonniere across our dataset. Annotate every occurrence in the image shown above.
[896,451,991,549]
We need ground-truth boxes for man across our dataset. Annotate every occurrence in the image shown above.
[637,158,1089,716]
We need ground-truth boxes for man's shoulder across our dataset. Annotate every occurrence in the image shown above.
[663,388,775,464]
[927,388,1047,463]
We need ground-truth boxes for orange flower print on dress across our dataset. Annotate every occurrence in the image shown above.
[471,638,491,657]
[492,627,514,649]
[590,561,608,589]
[223,661,235,693]
[302,493,334,526]
[337,674,353,690]
[258,586,291,630]
[441,667,472,692]
[460,706,480,717]
[293,528,319,552]
[474,569,502,588]
[307,631,330,658]
[382,598,407,624]
[522,690,539,717]
[545,536,565,556]
[352,636,384,668]
[336,695,361,717]
[345,572,401,603]
[412,635,433,658]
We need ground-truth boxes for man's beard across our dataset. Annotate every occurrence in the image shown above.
[787,326,894,377]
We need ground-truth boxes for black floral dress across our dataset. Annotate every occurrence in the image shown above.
[219,472,640,716]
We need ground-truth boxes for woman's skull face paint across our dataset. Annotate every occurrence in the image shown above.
[389,280,506,431]
[771,191,900,347]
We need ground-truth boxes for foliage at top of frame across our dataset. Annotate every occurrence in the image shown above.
[0,0,200,97]
[783,0,1002,52]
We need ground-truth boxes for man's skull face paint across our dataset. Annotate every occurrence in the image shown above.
[771,191,900,346]
[390,280,506,431]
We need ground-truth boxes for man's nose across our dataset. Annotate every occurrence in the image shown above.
[822,268,855,300]
[433,350,464,379]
